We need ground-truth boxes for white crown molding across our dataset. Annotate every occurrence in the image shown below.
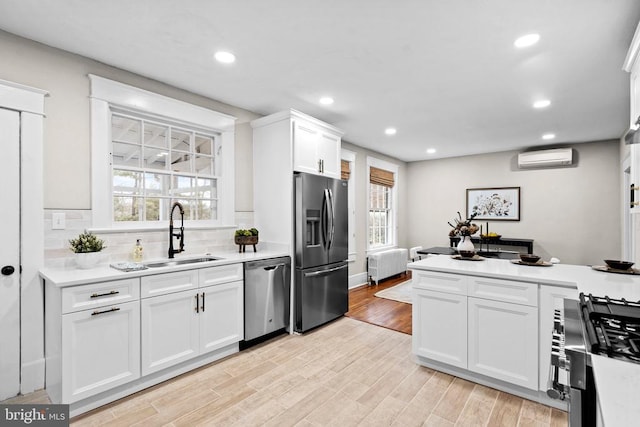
[623,22,640,72]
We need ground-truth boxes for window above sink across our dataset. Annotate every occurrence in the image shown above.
[89,75,237,231]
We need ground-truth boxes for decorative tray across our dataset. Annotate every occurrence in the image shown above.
[110,262,148,272]
[510,259,553,267]
[591,265,640,275]
[451,254,484,261]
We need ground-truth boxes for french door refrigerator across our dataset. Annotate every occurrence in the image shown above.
[294,171,348,333]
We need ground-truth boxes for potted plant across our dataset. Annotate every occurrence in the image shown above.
[234,228,258,252]
[69,230,106,269]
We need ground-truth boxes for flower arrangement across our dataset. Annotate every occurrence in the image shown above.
[447,212,479,237]
[69,230,106,253]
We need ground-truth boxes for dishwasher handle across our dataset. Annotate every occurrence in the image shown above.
[263,263,286,271]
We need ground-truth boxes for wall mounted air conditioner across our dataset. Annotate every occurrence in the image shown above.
[517,148,573,168]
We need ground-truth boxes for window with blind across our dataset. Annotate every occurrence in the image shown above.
[368,161,397,249]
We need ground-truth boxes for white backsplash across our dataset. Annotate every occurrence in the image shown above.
[44,209,255,268]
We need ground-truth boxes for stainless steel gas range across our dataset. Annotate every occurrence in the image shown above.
[548,293,640,426]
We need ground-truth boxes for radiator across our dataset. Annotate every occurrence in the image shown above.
[368,248,408,285]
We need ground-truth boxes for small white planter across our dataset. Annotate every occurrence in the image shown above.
[75,252,103,269]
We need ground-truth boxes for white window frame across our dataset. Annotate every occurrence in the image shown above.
[89,75,236,230]
[366,156,398,253]
[341,148,356,262]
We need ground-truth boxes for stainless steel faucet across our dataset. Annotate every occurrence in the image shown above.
[168,201,185,258]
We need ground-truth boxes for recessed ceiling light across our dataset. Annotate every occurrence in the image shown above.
[385,127,397,135]
[533,99,551,109]
[214,51,236,64]
[542,133,556,140]
[426,148,437,154]
[514,33,540,48]
[319,96,334,105]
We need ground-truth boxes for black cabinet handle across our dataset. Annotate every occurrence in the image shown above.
[1,265,15,276]
[195,294,200,313]
[91,307,120,316]
[201,292,205,312]
[90,290,119,298]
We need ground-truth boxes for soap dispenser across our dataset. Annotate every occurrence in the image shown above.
[133,239,143,262]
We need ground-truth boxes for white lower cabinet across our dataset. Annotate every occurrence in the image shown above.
[62,300,140,403]
[413,288,467,368]
[412,269,541,392]
[141,289,200,376]
[141,270,244,376]
[200,281,244,353]
[467,297,538,390]
[46,262,245,416]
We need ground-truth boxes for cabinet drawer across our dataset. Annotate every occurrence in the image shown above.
[62,278,140,314]
[468,276,537,307]
[411,270,467,295]
[141,270,199,298]
[199,263,243,287]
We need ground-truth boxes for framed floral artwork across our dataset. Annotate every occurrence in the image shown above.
[466,187,520,221]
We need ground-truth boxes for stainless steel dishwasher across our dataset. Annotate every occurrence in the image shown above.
[243,256,291,344]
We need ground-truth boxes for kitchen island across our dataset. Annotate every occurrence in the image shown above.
[409,254,640,427]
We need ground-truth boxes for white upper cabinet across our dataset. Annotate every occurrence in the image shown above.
[251,109,344,246]
[292,118,341,178]
[252,109,343,179]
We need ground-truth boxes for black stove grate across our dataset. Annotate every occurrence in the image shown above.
[579,293,640,362]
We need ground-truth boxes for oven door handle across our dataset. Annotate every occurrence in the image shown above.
[546,362,568,400]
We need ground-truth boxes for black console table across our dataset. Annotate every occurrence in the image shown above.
[448,236,534,254]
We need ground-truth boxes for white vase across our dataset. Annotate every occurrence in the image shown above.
[457,235,475,252]
[75,251,102,269]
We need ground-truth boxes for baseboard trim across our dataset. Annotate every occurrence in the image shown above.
[349,272,368,289]
[21,358,45,394]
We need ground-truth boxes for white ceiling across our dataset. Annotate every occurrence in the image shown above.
[1,1,639,162]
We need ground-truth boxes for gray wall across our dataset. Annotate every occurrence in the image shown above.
[406,141,621,265]
[0,30,259,211]
[341,141,408,277]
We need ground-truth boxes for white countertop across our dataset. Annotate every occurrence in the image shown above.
[409,254,640,427]
[408,254,640,300]
[40,248,290,287]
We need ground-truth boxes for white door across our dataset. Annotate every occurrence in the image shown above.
[141,290,200,376]
[412,288,467,368]
[0,108,21,400]
[468,297,539,390]
[199,281,244,353]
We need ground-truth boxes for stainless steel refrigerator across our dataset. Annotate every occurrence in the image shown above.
[294,172,349,333]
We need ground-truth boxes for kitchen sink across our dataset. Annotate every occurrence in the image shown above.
[144,256,222,268]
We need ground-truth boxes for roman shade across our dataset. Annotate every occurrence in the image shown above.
[341,160,351,180]
[370,166,394,187]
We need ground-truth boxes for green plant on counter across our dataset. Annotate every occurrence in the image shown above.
[235,228,259,237]
[69,230,106,253]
